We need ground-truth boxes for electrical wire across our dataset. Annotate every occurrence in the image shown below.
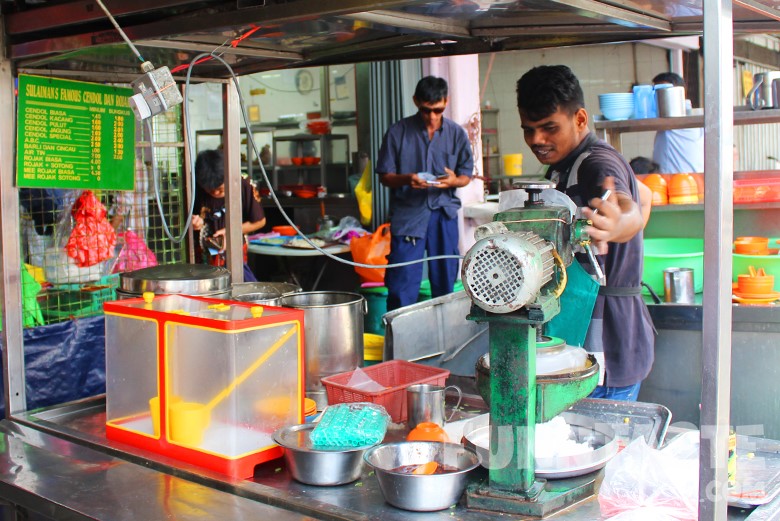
[182,52,463,270]
[94,0,145,64]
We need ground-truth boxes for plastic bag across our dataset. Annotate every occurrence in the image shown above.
[599,432,699,520]
[350,223,390,284]
[309,403,389,449]
[111,231,158,273]
[65,191,117,268]
[355,158,373,226]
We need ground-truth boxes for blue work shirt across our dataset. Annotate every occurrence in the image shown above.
[376,114,474,238]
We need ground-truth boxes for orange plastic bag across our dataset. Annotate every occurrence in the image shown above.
[350,223,390,284]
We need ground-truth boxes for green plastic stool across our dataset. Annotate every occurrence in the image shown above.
[359,285,388,335]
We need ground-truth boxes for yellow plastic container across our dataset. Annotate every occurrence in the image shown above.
[364,333,384,365]
[503,153,523,176]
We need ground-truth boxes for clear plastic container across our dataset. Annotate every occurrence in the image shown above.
[537,345,589,375]
[104,294,305,478]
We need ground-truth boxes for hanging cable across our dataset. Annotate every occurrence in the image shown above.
[93,0,145,64]
[181,52,463,270]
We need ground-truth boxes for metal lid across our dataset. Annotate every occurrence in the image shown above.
[119,264,231,295]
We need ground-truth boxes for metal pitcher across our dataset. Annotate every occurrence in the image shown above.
[747,71,780,110]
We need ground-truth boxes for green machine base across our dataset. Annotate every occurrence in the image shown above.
[465,473,597,517]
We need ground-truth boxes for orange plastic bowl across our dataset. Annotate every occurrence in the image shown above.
[669,173,698,197]
[737,274,775,295]
[642,173,667,190]
[272,225,297,236]
[734,237,770,255]
[291,157,304,166]
[303,156,321,166]
[406,422,450,442]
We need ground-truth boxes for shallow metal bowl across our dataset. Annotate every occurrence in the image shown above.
[461,412,617,479]
[363,441,480,511]
[272,424,376,486]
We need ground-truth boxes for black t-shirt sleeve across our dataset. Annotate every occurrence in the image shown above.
[241,179,265,224]
[577,148,634,204]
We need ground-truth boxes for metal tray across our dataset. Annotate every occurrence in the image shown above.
[567,398,672,450]
[462,412,618,479]
[728,435,780,508]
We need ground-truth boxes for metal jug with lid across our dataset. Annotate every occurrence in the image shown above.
[747,71,780,110]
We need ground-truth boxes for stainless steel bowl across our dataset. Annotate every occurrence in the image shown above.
[363,441,480,511]
[272,424,376,486]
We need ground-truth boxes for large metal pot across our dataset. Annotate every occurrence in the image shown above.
[116,264,231,299]
[280,291,366,409]
[231,281,301,306]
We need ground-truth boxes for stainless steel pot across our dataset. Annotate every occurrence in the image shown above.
[280,291,367,409]
[231,281,301,305]
[117,264,232,298]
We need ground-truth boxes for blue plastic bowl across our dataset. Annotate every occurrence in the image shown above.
[601,106,634,120]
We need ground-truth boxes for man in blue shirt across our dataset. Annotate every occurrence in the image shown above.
[377,76,474,311]
[652,72,704,173]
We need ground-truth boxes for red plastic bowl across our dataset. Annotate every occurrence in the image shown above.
[291,157,304,166]
[272,225,297,236]
[303,156,321,166]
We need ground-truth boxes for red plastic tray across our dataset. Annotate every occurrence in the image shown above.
[734,178,780,204]
[321,360,449,422]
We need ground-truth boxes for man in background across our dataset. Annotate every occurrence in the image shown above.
[377,76,474,311]
[652,72,704,174]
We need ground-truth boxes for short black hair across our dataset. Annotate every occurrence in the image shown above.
[652,72,684,87]
[195,149,225,191]
[414,76,448,103]
[516,65,584,121]
[629,156,660,174]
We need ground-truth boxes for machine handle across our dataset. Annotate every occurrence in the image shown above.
[584,242,606,286]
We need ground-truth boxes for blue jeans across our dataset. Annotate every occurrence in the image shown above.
[385,209,459,311]
[589,382,641,402]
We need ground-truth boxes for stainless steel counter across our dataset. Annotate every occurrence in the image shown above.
[641,302,780,439]
[0,395,756,521]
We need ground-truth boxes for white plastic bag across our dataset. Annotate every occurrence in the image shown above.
[599,431,700,521]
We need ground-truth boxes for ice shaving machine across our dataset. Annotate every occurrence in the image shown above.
[462,180,601,516]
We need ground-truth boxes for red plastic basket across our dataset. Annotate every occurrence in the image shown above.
[321,360,450,422]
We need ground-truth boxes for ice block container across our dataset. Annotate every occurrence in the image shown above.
[104,293,305,478]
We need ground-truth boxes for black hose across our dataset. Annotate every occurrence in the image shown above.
[641,281,662,304]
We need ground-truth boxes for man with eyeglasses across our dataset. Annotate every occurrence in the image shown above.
[377,76,474,311]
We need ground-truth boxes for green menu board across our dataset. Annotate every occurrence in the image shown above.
[17,75,135,190]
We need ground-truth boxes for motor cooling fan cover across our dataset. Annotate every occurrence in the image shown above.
[462,233,554,313]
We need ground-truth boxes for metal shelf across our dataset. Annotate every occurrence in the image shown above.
[594,107,780,153]
[271,134,350,192]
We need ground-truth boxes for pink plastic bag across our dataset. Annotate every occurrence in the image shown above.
[599,432,699,520]
[112,230,158,273]
[65,190,117,267]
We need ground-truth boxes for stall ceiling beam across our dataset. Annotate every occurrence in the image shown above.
[343,10,471,37]
[733,0,780,22]
[544,0,672,30]
[8,0,430,61]
[135,40,302,61]
[472,24,665,36]
[4,0,204,35]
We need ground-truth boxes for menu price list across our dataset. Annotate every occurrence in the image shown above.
[17,75,136,191]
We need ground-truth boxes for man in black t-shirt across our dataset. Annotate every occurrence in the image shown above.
[515,65,655,401]
[191,149,266,281]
